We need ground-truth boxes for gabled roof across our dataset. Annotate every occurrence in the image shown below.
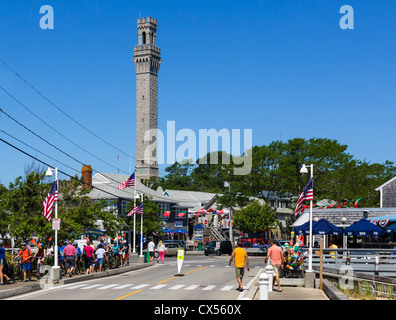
[375,176,396,191]
[161,189,219,211]
[88,173,179,204]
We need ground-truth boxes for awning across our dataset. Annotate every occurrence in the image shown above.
[174,229,188,234]
[162,211,171,218]
[369,214,396,228]
[177,212,186,217]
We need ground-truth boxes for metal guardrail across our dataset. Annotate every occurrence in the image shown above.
[301,248,396,299]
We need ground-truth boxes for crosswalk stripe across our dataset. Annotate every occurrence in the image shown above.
[203,285,216,290]
[184,285,200,290]
[98,284,118,289]
[81,284,103,289]
[221,286,234,291]
[113,284,133,289]
[65,284,88,289]
[150,284,167,290]
[131,284,150,289]
[169,285,185,290]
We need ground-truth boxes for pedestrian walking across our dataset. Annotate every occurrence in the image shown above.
[33,242,46,278]
[95,244,106,272]
[74,242,82,274]
[63,241,77,277]
[58,241,67,276]
[147,238,155,262]
[229,241,249,291]
[156,240,168,264]
[0,240,10,285]
[83,240,95,274]
[265,239,284,292]
[17,242,32,282]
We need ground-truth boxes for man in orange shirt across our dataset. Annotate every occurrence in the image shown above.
[265,239,284,292]
[17,242,32,282]
[229,241,249,292]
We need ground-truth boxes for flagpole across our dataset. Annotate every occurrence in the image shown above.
[308,164,313,272]
[54,167,58,269]
[133,173,136,253]
[140,194,143,258]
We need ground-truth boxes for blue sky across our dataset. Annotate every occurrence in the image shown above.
[0,0,396,186]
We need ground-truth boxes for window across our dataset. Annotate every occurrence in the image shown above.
[142,32,146,44]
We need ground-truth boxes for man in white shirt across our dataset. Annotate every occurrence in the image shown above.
[147,239,155,262]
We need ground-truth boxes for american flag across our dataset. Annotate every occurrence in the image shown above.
[127,202,143,216]
[42,180,58,222]
[118,172,135,190]
[294,178,313,218]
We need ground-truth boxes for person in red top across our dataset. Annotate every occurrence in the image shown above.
[265,239,284,292]
[83,240,95,274]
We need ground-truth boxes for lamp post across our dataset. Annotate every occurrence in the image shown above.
[132,192,140,254]
[139,193,144,258]
[45,167,60,281]
[300,163,313,272]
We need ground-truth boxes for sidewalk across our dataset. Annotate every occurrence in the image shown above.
[0,260,154,300]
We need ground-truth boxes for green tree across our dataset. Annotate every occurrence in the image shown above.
[233,201,277,240]
[124,197,164,237]
[4,172,49,241]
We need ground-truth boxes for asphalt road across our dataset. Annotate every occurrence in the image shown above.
[6,255,266,301]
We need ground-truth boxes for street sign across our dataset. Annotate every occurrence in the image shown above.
[176,249,185,276]
[52,218,60,231]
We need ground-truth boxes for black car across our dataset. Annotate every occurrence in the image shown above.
[204,240,233,256]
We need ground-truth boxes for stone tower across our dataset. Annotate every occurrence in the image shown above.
[132,17,161,182]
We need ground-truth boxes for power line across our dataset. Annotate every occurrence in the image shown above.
[0,133,175,203]
[0,57,134,161]
[0,87,131,175]
[0,57,169,176]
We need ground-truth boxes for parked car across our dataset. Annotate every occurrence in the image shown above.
[164,242,184,256]
[163,240,186,250]
[204,240,233,256]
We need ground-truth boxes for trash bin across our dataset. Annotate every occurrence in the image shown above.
[144,251,150,263]
[198,244,203,251]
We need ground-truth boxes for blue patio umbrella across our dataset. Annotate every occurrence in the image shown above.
[294,220,318,235]
[385,223,396,233]
[312,219,342,235]
[343,219,384,236]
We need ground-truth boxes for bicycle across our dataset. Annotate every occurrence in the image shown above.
[11,257,24,282]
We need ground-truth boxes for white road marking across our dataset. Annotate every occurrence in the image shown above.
[184,285,200,290]
[221,285,234,291]
[81,284,103,289]
[150,284,167,290]
[131,284,150,289]
[169,284,185,290]
[98,284,118,289]
[113,284,133,289]
[202,285,216,290]
[65,284,88,289]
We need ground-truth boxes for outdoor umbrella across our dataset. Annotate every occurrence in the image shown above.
[385,223,396,233]
[343,219,384,236]
[312,219,342,235]
[294,220,318,235]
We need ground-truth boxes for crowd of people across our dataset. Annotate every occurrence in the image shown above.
[57,239,130,277]
[0,238,133,284]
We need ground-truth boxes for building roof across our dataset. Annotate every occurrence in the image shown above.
[292,207,396,228]
[88,173,179,204]
[375,176,396,191]
[161,189,219,212]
